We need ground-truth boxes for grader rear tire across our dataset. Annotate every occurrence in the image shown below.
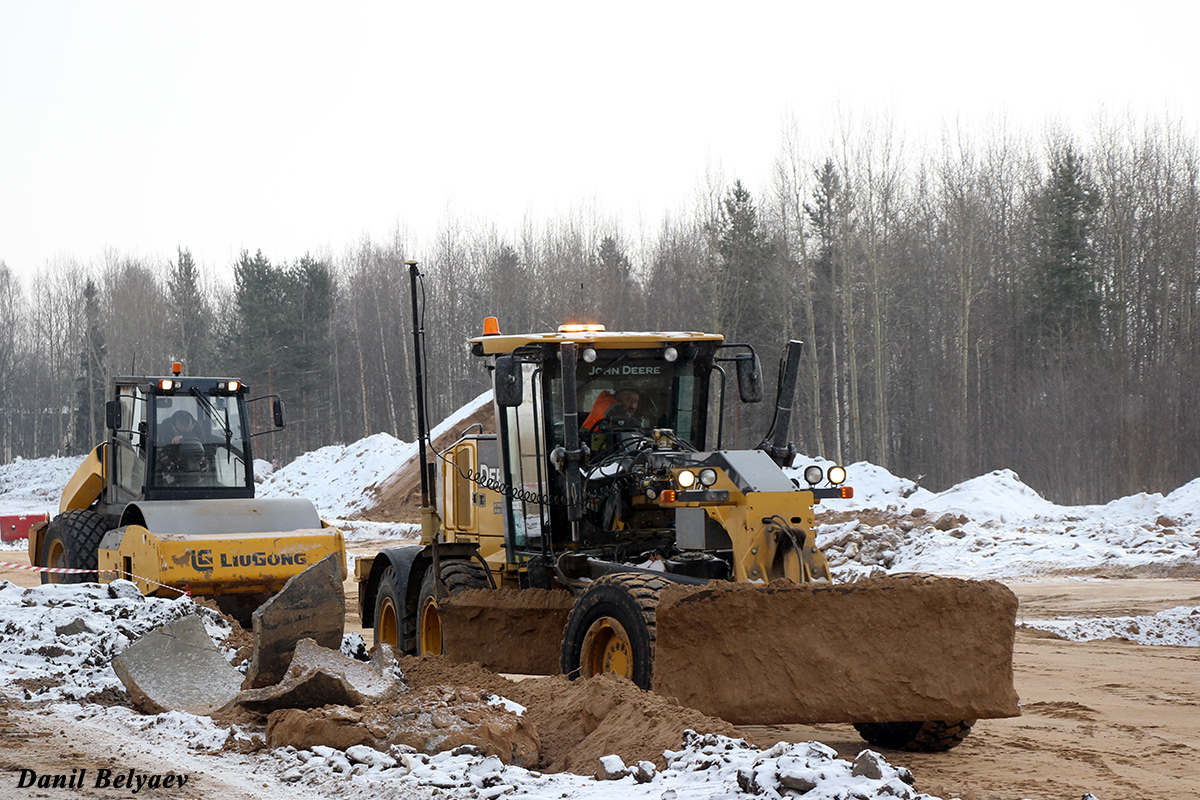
[417,560,490,655]
[560,572,669,690]
[853,719,975,752]
[373,560,490,654]
[40,510,108,585]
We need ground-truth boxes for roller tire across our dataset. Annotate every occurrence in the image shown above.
[417,560,490,655]
[853,719,975,752]
[560,572,669,690]
[40,509,108,585]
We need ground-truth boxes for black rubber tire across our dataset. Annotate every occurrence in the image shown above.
[853,719,976,752]
[560,572,669,690]
[373,566,414,652]
[39,509,108,585]
[415,559,491,655]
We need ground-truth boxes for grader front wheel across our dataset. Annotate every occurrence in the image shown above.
[561,572,668,689]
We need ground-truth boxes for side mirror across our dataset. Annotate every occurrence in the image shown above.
[105,400,121,431]
[273,398,286,429]
[736,353,763,404]
[494,356,523,407]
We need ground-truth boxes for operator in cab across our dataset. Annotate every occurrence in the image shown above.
[582,389,641,432]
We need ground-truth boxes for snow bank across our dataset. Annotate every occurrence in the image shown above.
[282,730,943,800]
[259,433,419,520]
[1022,606,1200,647]
[257,390,493,521]
[0,455,82,518]
[0,580,231,701]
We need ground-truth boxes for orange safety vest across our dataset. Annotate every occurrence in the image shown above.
[582,390,618,431]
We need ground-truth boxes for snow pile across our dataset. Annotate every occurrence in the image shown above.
[787,456,932,511]
[258,390,493,521]
[0,454,80,527]
[281,731,943,800]
[259,432,419,519]
[64,703,240,751]
[0,580,231,700]
[1022,606,1200,647]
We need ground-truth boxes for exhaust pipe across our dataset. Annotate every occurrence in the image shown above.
[758,340,803,467]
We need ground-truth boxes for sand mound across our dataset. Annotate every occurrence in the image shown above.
[344,655,742,773]
[506,672,742,773]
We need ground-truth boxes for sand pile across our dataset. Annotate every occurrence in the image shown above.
[265,653,741,773]
[506,672,742,773]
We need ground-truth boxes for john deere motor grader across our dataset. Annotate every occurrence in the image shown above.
[357,263,1019,751]
[30,365,346,621]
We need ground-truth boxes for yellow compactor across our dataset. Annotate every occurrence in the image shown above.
[30,367,345,621]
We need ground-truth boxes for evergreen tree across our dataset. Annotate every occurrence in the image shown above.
[1031,143,1102,346]
[73,279,107,451]
[168,247,211,374]
[713,180,776,341]
[595,235,634,327]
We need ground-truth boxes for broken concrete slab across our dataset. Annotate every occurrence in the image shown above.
[243,553,345,689]
[112,614,242,716]
[237,639,402,713]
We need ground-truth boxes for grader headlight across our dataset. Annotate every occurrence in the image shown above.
[803,465,823,485]
[828,465,847,485]
[699,468,718,487]
[676,470,696,489]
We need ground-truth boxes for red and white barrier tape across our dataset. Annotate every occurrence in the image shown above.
[0,561,190,596]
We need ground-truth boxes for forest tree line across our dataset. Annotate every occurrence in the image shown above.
[1,115,1196,504]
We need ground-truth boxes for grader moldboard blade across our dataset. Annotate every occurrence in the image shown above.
[653,575,1021,725]
[439,587,576,675]
[439,574,1019,728]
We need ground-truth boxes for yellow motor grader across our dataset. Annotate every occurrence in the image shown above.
[30,365,346,622]
[356,263,1019,751]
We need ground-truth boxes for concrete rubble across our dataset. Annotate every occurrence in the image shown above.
[111,614,243,716]
[236,639,402,713]
[243,553,346,689]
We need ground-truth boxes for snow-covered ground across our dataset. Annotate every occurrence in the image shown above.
[3,401,1199,800]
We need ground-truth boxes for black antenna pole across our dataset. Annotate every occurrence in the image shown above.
[407,261,431,509]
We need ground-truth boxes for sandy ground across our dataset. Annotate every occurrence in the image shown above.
[3,545,1199,800]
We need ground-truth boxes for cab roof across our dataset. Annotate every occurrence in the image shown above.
[469,329,724,356]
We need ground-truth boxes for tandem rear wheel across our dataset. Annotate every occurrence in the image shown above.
[372,559,490,654]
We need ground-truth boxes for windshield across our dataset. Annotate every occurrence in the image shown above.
[153,393,248,490]
[572,351,707,449]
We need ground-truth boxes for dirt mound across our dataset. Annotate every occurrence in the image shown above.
[342,654,742,773]
[396,654,519,697]
[506,672,742,773]
[355,401,495,523]
[266,685,540,766]
[440,588,575,674]
[654,574,1021,725]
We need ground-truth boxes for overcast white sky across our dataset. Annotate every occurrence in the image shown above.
[1,0,1196,280]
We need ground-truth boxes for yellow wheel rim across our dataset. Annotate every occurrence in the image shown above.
[377,595,400,647]
[580,616,633,679]
[46,539,66,584]
[419,595,443,654]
